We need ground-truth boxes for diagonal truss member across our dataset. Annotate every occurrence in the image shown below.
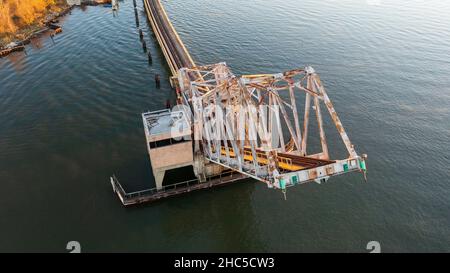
[177,63,367,191]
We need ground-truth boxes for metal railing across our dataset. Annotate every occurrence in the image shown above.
[111,170,238,201]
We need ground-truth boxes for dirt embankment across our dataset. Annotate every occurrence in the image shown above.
[0,0,69,47]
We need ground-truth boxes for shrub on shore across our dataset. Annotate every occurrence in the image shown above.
[0,0,67,46]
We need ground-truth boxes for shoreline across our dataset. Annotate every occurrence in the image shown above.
[0,0,112,58]
[0,4,72,54]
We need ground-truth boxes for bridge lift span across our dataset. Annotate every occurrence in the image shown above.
[178,63,367,191]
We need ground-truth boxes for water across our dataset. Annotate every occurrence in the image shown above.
[0,0,449,252]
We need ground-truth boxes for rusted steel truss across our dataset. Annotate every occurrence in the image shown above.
[177,63,367,191]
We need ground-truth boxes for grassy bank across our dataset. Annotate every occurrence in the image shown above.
[0,0,69,47]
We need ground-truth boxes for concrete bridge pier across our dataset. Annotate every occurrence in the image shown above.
[154,170,165,191]
[142,109,194,191]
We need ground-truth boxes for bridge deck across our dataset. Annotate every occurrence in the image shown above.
[144,0,195,75]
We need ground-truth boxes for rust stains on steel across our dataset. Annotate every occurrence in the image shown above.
[178,64,368,190]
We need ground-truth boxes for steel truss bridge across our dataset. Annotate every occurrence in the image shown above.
[111,0,367,205]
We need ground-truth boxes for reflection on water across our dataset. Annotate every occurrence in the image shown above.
[4,52,27,73]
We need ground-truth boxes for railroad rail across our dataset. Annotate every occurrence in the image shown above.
[144,0,195,75]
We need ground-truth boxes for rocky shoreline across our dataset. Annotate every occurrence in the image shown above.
[0,0,112,58]
[0,3,71,53]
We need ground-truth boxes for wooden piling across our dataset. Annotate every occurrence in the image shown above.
[155,74,161,88]
[148,51,153,64]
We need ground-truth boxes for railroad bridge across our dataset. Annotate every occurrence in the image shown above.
[111,0,367,205]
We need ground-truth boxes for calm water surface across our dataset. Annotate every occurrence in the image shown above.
[0,0,449,252]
